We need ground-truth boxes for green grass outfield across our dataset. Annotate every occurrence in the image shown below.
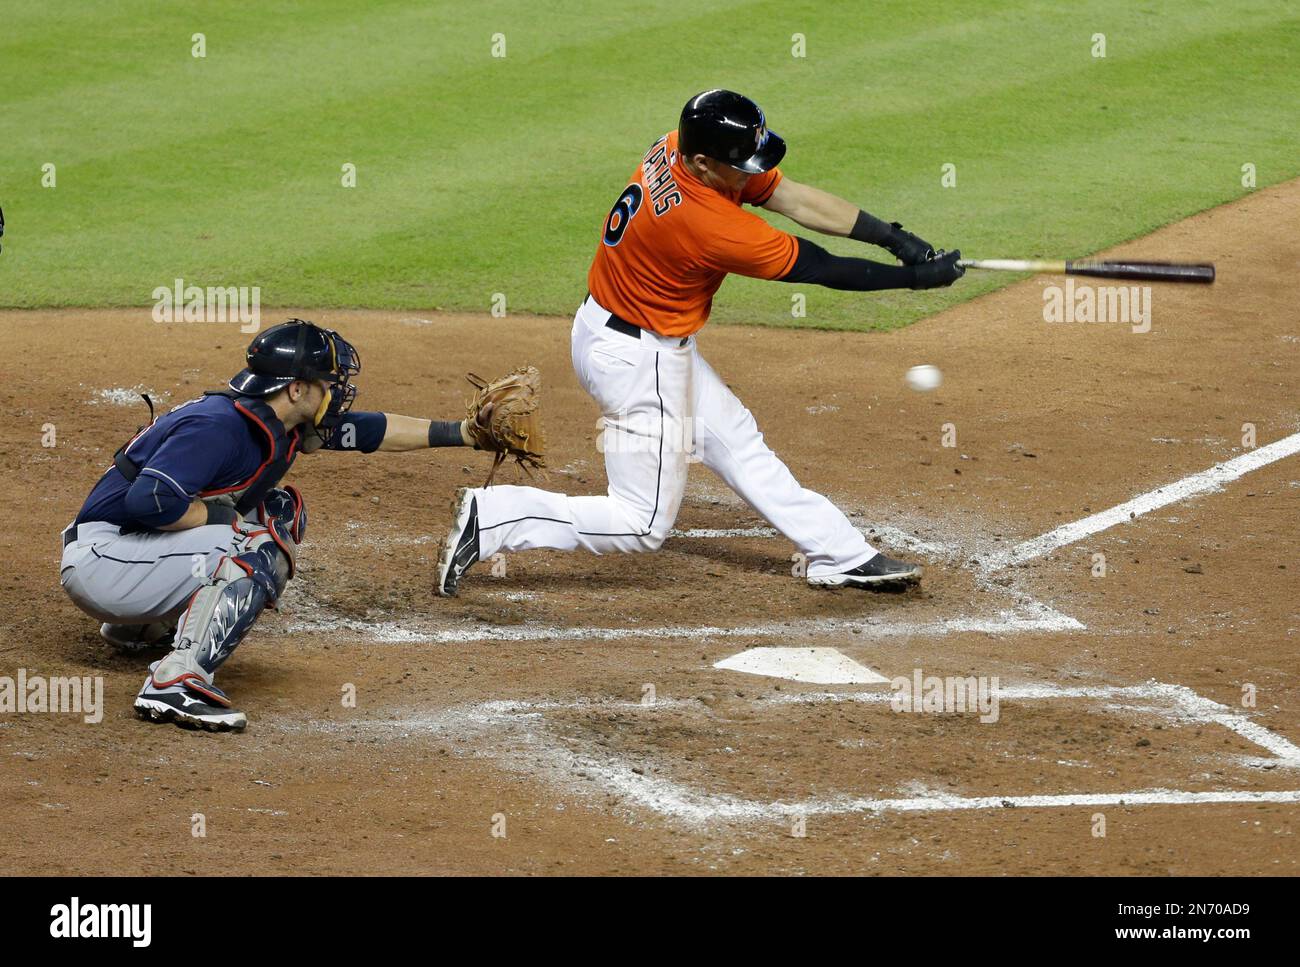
[2,0,1297,330]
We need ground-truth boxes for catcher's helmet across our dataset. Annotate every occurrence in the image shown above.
[678,89,786,174]
[230,319,361,430]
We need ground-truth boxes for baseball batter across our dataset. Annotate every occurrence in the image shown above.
[437,89,964,596]
[61,319,488,731]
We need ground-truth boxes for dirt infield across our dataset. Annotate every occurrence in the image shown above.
[2,180,1297,875]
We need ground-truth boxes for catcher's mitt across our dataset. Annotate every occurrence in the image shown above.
[464,366,546,486]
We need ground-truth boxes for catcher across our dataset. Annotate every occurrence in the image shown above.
[60,319,540,732]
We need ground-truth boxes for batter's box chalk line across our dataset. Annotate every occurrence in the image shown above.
[319,679,1300,824]
[286,602,1083,645]
[293,428,1300,645]
[293,521,1079,643]
[984,428,1300,570]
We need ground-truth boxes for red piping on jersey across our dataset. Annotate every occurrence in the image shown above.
[199,402,298,498]
[121,414,159,458]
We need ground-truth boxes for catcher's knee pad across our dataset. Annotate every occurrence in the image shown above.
[241,503,301,582]
[258,485,307,546]
[150,534,288,700]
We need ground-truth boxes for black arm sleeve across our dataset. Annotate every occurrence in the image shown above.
[778,237,917,291]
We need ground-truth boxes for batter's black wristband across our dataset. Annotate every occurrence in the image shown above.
[849,210,893,245]
[204,502,240,527]
[428,419,466,448]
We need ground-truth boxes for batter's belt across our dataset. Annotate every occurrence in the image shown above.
[585,293,690,348]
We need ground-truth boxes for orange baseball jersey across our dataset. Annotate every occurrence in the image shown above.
[587,129,797,337]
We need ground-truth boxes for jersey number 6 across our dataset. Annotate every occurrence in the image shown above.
[602,183,643,247]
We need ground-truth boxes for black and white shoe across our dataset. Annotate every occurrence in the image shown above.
[100,621,175,654]
[133,663,247,732]
[809,553,923,589]
[436,488,480,597]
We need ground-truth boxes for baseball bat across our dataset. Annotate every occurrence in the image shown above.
[957,258,1215,284]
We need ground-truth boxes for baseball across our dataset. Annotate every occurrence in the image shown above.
[905,364,943,392]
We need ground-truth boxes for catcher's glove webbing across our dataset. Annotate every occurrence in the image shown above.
[464,366,546,486]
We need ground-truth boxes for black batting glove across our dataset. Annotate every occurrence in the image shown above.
[910,249,965,289]
[883,222,936,265]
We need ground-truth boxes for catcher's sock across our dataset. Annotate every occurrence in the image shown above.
[100,621,175,653]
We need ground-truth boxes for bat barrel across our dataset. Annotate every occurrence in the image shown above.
[959,258,1216,284]
[1065,260,1216,284]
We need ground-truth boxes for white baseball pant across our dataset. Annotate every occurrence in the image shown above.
[470,295,876,579]
[60,520,261,624]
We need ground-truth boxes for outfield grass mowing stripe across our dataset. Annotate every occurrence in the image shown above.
[1,1,1296,324]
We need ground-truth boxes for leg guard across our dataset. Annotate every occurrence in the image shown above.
[145,530,290,710]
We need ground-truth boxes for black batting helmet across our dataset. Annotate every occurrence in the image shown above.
[678,89,786,174]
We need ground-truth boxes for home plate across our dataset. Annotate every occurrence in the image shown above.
[713,647,889,685]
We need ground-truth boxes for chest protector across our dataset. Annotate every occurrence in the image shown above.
[113,391,302,516]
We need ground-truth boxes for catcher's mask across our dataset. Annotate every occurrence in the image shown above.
[229,319,361,442]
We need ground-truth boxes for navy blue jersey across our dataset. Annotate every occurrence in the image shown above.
[76,394,386,528]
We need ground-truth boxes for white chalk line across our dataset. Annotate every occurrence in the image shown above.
[365,707,1300,822]
[460,683,1300,764]
[794,789,1300,818]
[769,681,1300,764]
[986,430,1300,570]
[320,521,953,560]
[287,602,1083,645]
[332,679,1300,824]
[674,430,1300,573]
[294,515,1081,644]
[671,523,954,560]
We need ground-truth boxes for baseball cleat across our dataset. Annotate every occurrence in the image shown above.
[809,553,923,589]
[436,487,480,597]
[100,621,175,653]
[133,662,247,732]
